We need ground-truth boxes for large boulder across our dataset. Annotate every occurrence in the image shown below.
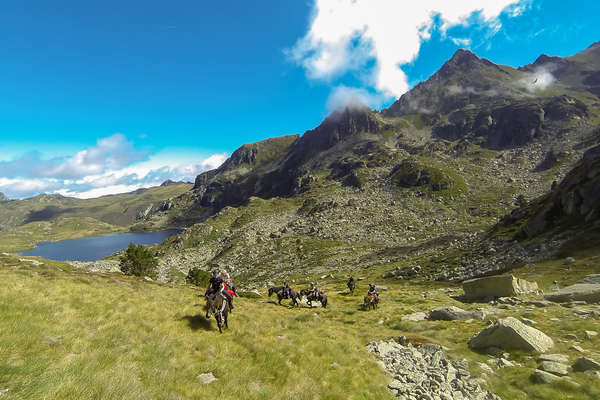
[572,357,600,372]
[544,284,600,303]
[428,306,484,321]
[468,317,554,353]
[462,275,539,299]
[578,275,600,284]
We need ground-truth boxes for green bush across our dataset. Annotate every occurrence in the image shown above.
[185,267,211,287]
[119,243,158,279]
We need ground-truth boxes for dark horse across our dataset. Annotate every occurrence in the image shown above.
[268,286,300,306]
[305,291,328,308]
[363,293,379,310]
[206,293,229,333]
[347,278,356,295]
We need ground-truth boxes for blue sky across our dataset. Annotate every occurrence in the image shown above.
[0,0,599,199]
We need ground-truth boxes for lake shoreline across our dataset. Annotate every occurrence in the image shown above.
[19,229,182,262]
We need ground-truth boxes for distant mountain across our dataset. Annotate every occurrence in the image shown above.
[0,192,7,202]
[161,180,191,187]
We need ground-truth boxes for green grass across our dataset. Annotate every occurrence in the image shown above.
[2,251,600,400]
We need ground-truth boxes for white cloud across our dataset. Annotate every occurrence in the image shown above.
[326,85,391,111]
[519,67,556,93]
[0,135,229,199]
[289,0,525,98]
[451,37,472,47]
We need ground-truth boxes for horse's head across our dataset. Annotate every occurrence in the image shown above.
[268,287,274,297]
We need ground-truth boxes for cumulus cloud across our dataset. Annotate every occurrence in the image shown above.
[288,0,525,98]
[326,85,390,111]
[0,135,228,199]
[0,134,148,180]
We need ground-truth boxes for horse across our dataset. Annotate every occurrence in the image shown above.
[347,279,356,295]
[363,293,379,310]
[305,291,327,308]
[268,286,285,297]
[299,288,313,298]
[269,286,300,306]
[206,293,229,333]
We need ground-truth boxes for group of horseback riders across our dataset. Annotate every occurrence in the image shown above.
[269,281,328,307]
[203,269,381,333]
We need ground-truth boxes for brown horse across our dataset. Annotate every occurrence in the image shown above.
[363,293,379,310]
[206,293,229,333]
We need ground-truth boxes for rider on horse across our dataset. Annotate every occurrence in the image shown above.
[282,281,291,298]
[205,269,234,317]
[367,283,378,299]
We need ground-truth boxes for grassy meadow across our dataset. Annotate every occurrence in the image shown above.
[1,252,600,400]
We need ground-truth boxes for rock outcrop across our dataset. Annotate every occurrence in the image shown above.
[544,284,600,303]
[368,340,500,400]
[462,275,539,299]
[468,317,554,353]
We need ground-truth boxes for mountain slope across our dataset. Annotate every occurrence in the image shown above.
[145,42,600,284]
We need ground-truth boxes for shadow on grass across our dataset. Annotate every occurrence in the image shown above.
[181,314,214,331]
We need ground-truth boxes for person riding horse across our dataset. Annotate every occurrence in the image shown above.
[367,283,378,299]
[205,269,234,318]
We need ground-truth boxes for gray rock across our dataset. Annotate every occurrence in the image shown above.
[402,312,428,322]
[564,257,576,265]
[538,354,569,363]
[539,361,569,376]
[428,306,483,321]
[497,358,515,367]
[572,357,600,372]
[197,372,217,385]
[585,330,598,340]
[585,370,600,379]
[578,275,600,284]
[532,369,561,384]
[368,340,500,400]
[462,275,539,299]
[544,284,600,303]
[521,318,536,326]
[565,334,578,340]
[525,300,557,308]
[570,345,585,353]
[468,317,554,353]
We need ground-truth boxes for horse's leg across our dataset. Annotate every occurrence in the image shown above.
[224,310,228,329]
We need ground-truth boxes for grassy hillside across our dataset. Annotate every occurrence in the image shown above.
[0,184,192,252]
[2,253,600,400]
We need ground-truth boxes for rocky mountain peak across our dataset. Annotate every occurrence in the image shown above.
[588,41,600,50]
[436,49,494,78]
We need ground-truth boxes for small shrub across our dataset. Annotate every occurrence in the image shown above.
[119,243,158,279]
[185,267,211,287]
